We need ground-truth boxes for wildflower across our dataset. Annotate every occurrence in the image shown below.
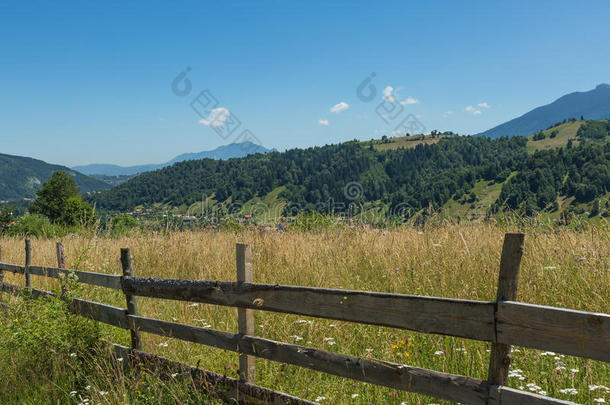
[570,368,579,373]
[171,373,178,378]
[434,350,444,355]
[158,342,168,347]
[388,392,397,396]
[188,303,199,307]
[540,351,556,356]
[538,390,547,396]
[70,353,77,358]
[315,396,326,401]
[117,376,123,382]
[432,243,442,247]
[558,388,578,395]
[85,386,91,390]
[593,399,606,403]
[351,394,359,398]
[291,335,304,341]
[99,391,107,396]
[116,357,124,362]
[70,391,78,396]
[578,257,585,262]
[329,324,336,328]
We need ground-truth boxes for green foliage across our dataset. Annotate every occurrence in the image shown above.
[110,214,139,236]
[7,214,55,237]
[0,281,101,403]
[291,211,338,231]
[29,171,97,227]
[532,131,546,141]
[577,120,610,140]
[0,205,16,235]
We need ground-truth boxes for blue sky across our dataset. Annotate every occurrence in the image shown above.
[1,0,609,167]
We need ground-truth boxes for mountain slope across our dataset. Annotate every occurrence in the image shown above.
[477,84,610,138]
[73,142,276,176]
[0,153,111,200]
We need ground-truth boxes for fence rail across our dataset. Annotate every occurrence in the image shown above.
[0,233,608,405]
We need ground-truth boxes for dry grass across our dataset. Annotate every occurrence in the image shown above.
[1,223,609,404]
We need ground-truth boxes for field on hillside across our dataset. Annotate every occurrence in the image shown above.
[1,224,609,404]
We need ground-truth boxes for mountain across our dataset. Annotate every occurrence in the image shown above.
[477,84,610,138]
[0,153,111,200]
[73,142,276,176]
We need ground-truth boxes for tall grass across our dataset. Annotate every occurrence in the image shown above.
[0,222,608,404]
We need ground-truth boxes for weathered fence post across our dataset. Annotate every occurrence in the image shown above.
[121,248,142,351]
[56,242,67,296]
[236,243,255,383]
[487,233,525,389]
[25,239,32,288]
[0,245,3,284]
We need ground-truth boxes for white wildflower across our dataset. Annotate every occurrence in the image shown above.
[434,350,444,355]
[351,394,359,398]
[116,357,123,362]
[558,388,578,395]
[158,342,168,347]
[593,399,606,403]
[315,396,326,401]
[70,391,78,396]
[70,353,77,358]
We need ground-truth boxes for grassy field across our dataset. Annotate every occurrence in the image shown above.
[1,223,609,404]
[526,121,583,153]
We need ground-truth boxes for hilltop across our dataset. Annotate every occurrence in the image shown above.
[477,84,610,138]
[0,153,110,200]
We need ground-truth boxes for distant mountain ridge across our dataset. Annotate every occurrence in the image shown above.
[0,153,110,200]
[477,84,610,138]
[73,142,276,176]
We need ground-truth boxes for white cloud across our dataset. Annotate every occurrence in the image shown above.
[330,102,349,113]
[401,97,420,105]
[384,86,419,105]
[442,110,454,118]
[465,105,482,115]
[199,107,230,127]
[382,86,395,102]
[318,119,329,126]
[477,102,490,109]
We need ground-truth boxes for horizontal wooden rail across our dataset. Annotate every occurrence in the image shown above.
[70,298,129,329]
[29,265,123,290]
[497,301,610,363]
[112,343,316,405]
[126,314,491,404]
[488,386,576,405]
[0,282,128,329]
[0,262,25,274]
[122,277,496,342]
[0,262,122,290]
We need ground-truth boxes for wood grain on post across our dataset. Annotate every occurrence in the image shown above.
[236,243,255,383]
[56,242,67,296]
[121,248,142,350]
[25,239,32,288]
[487,233,524,388]
[0,246,3,284]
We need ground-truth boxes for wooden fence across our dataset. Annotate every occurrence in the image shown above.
[0,233,608,404]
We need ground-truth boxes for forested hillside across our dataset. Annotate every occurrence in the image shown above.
[0,153,110,200]
[90,123,609,218]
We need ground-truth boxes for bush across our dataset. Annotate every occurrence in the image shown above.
[8,214,55,237]
[110,214,139,237]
